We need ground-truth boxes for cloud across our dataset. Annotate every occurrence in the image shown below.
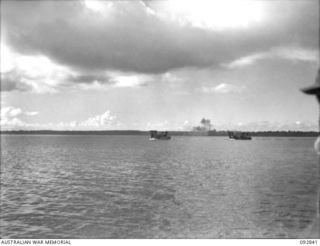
[202,83,244,94]
[25,111,39,116]
[1,70,34,92]
[1,106,22,118]
[224,46,318,69]
[148,0,266,31]
[67,74,111,84]
[1,106,38,119]
[59,111,124,130]
[1,42,156,92]
[0,45,70,93]
[82,0,113,13]
[2,0,317,75]
[1,105,317,131]
[0,117,25,129]
[181,120,193,131]
[35,111,121,130]
[112,74,151,88]
[0,108,123,130]
[223,54,264,68]
[0,106,39,129]
[276,47,318,63]
[79,111,116,127]
[66,72,153,89]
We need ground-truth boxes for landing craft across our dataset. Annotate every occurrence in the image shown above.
[149,130,171,140]
[228,131,252,140]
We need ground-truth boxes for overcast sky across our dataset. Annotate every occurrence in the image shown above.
[1,0,319,131]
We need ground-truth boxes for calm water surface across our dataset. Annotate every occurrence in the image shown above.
[0,135,318,238]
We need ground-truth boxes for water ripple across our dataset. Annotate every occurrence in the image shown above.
[0,135,318,238]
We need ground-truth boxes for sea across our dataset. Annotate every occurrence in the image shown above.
[0,135,318,238]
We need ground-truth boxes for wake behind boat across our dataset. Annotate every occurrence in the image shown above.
[149,130,171,140]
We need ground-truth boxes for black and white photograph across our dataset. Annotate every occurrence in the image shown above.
[0,0,319,240]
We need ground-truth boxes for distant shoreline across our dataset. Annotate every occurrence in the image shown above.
[0,130,318,137]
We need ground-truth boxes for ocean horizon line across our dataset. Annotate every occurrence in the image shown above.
[0,129,318,137]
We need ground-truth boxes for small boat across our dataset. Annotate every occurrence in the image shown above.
[228,131,252,140]
[149,130,171,140]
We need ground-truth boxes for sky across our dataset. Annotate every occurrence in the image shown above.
[0,0,319,131]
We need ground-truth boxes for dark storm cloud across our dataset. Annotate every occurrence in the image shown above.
[2,0,318,74]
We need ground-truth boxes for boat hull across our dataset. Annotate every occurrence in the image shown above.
[149,131,171,140]
[228,131,252,140]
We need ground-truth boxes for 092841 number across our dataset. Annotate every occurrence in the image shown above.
[300,240,317,244]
